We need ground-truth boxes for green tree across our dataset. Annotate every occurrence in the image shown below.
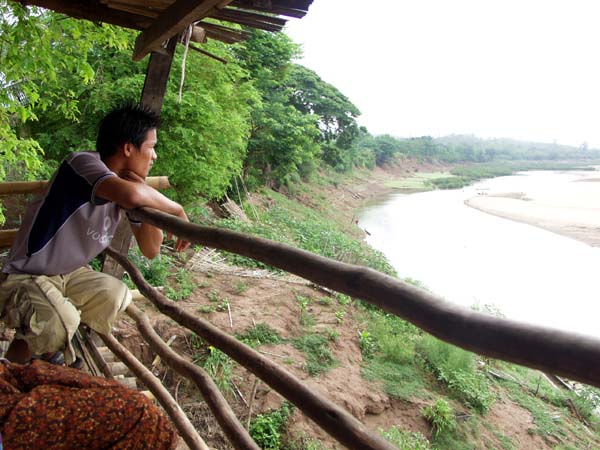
[0,2,130,223]
[235,30,321,189]
[286,64,361,169]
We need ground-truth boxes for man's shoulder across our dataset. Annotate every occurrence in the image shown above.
[65,151,101,164]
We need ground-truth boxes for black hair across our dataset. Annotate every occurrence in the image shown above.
[96,104,160,160]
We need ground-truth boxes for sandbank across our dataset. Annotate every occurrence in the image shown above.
[465,170,600,247]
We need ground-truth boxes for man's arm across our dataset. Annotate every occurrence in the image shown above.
[95,172,190,258]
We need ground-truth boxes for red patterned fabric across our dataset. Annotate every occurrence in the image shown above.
[0,360,176,449]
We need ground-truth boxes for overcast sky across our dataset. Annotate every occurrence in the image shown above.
[285,0,600,148]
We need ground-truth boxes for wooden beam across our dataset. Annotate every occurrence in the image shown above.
[230,0,310,18]
[210,9,284,32]
[123,207,600,389]
[125,304,260,450]
[188,43,228,64]
[133,0,233,61]
[22,0,151,30]
[140,38,178,114]
[197,21,250,43]
[107,247,398,450]
[0,177,170,197]
[212,7,287,27]
[99,331,210,450]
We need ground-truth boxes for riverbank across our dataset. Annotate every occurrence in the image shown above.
[115,160,600,450]
[465,169,600,247]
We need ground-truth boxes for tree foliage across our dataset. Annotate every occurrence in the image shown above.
[286,65,361,169]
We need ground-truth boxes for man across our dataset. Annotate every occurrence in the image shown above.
[0,104,190,365]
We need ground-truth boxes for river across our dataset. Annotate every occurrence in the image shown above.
[358,171,600,339]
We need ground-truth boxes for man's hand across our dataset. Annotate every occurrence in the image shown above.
[170,208,191,253]
[115,169,191,253]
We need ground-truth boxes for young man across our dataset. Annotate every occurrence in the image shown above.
[0,104,190,365]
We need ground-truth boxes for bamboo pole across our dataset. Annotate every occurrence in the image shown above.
[99,332,210,450]
[0,176,170,196]
[106,247,398,450]
[125,304,260,450]
[124,207,600,389]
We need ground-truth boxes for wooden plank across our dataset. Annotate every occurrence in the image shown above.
[188,43,228,64]
[103,2,160,19]
[23,0,152,30]
[197,21,250,42]
[0,177,170,197]
[230,0,310,18]
[214,7,287,26]
[210,10,284,32]
[133,0,234,61]
[140,38,178,114]
[101,0,170,9]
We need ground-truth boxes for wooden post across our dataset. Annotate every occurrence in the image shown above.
[102,37,177,278]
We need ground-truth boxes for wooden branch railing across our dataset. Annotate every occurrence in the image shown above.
[100,331,210,450]
[125,304,260,450]
[126,207,600,388]
[106,247,398,450]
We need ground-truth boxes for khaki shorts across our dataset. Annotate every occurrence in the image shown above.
[0,266,131,364]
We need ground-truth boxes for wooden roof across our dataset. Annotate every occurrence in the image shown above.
[20,0,313,60]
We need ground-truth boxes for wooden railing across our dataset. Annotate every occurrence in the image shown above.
[127,207,600,389]
[3,180,600,449]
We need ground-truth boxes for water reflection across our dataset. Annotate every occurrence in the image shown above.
[359,172,600,339]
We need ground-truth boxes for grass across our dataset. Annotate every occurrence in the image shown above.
[190,336,234,395]
[417,335,495,413]
[360,310,428,400]
[249,403,292,450]
[214,189,396,276]
[385,171,451,191]
[165,268,197,301]
[362,359,428,400]
[380,426,432,449]
[237,323,281,347]
[292,333,337,376]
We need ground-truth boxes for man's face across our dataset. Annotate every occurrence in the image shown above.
[128,128,157,179]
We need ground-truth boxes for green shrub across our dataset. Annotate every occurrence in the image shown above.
[362,359,426,400]
[126,248,173,287]
[293,334,336,376]
[429,176,470,190]
[165,268,197,301]
[237,323,281,347]
[422,399,457,437]
[214,194,396,276]
[418,335,494,413]
[191,343,233,395]
[249,403,292,449]
[380,426,432,449]
[358,330,379,360]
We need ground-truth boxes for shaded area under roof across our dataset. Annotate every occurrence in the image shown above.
[20,0,313,60]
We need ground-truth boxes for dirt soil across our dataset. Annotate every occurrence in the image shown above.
[113,160,598,449]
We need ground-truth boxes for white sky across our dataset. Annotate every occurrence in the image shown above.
[285,0,600,148]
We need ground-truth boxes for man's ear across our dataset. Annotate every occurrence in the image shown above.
[122,142,135,157]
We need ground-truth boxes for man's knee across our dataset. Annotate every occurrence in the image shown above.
[2,276,80,356]
[97,276,131,313]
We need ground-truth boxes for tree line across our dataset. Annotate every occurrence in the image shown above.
[2,2,599,217]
